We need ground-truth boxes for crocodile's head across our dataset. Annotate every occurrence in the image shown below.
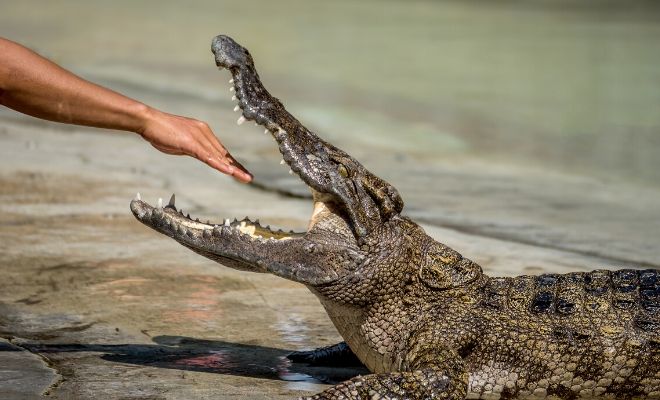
[131,36,478,296]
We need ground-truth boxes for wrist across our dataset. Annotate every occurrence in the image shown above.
[131,102,156,136]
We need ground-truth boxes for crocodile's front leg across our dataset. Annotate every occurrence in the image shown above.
[301,347,468,400]
[288,342,363,367]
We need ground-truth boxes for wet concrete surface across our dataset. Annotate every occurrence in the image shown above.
[2,1,660,398]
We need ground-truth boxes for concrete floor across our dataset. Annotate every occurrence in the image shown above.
[1,2,660,397]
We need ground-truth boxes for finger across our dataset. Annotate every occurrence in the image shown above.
[211,156,252,183]
[230,166,253,183]
[199,149,252,183]
[224,152,252,176]
[203,153,235,175]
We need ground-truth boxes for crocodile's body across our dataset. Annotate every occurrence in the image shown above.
[130,35,659,399]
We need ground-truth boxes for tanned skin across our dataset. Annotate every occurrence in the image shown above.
[0,37,252,182]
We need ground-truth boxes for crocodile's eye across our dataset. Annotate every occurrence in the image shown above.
[338,164,349,178]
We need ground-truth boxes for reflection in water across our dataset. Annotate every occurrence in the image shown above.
[273,313,310,346]
[174,350,231,369]
[162,282,223,328]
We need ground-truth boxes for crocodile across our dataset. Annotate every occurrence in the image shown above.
[130,35,660,399]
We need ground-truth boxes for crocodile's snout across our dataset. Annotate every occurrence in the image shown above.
[211,35,250,69]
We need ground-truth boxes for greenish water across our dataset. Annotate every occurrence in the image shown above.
[3,0,660,185]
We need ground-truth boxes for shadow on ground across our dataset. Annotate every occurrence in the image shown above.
[23,335,368,385]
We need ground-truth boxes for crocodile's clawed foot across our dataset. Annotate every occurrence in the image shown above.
[287,342,363,367]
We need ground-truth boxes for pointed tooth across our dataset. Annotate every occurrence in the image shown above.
[229,86,235,92]
[229,79,234,84]
[195,218,200,222]
[280,159,285,165]
[135,192,141,201]
[168,193,176,208]
[288,169,293,175]
[234,105,240,112]
[158,198,163,208]
[264,129,269,134]
[237,116,245,125]
[186,213,191,219]
[224,218,230,227]
[231,95,237,101]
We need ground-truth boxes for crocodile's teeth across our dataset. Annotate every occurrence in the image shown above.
[157,198,163,208]
[224,218,230,227]
[231,95,237,101]
[135,192,141,201]
[168,193,176,208]
[234,105,240,112]
[229,78,234,84]
[229,87,235,92]
[264,129,269,134]
[280,159,286,165]
[288,169,293,175]
[237,116,245,125]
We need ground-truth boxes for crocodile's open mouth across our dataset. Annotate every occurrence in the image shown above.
[130,35,402,281]
[129,36,349,246]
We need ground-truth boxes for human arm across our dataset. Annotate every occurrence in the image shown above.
[0,37,252,182]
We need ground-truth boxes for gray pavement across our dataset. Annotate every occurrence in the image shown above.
[1,1,660,398]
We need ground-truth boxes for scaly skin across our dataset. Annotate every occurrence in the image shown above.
[130,35,659,399]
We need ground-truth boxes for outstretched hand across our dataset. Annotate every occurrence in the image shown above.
[0,37,253,183]
[139,108,252,183]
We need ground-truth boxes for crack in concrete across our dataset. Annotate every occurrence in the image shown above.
[2,335,65,397]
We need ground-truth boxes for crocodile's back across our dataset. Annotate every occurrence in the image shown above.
[465,268,659,399]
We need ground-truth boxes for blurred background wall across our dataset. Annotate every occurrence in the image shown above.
[3,0,659,184]
[2,0,659,265]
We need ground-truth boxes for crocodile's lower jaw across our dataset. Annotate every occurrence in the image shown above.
[130,194,328,244]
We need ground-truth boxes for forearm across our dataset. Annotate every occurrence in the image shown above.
[0,38,148,133]
[0,37,252,182]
